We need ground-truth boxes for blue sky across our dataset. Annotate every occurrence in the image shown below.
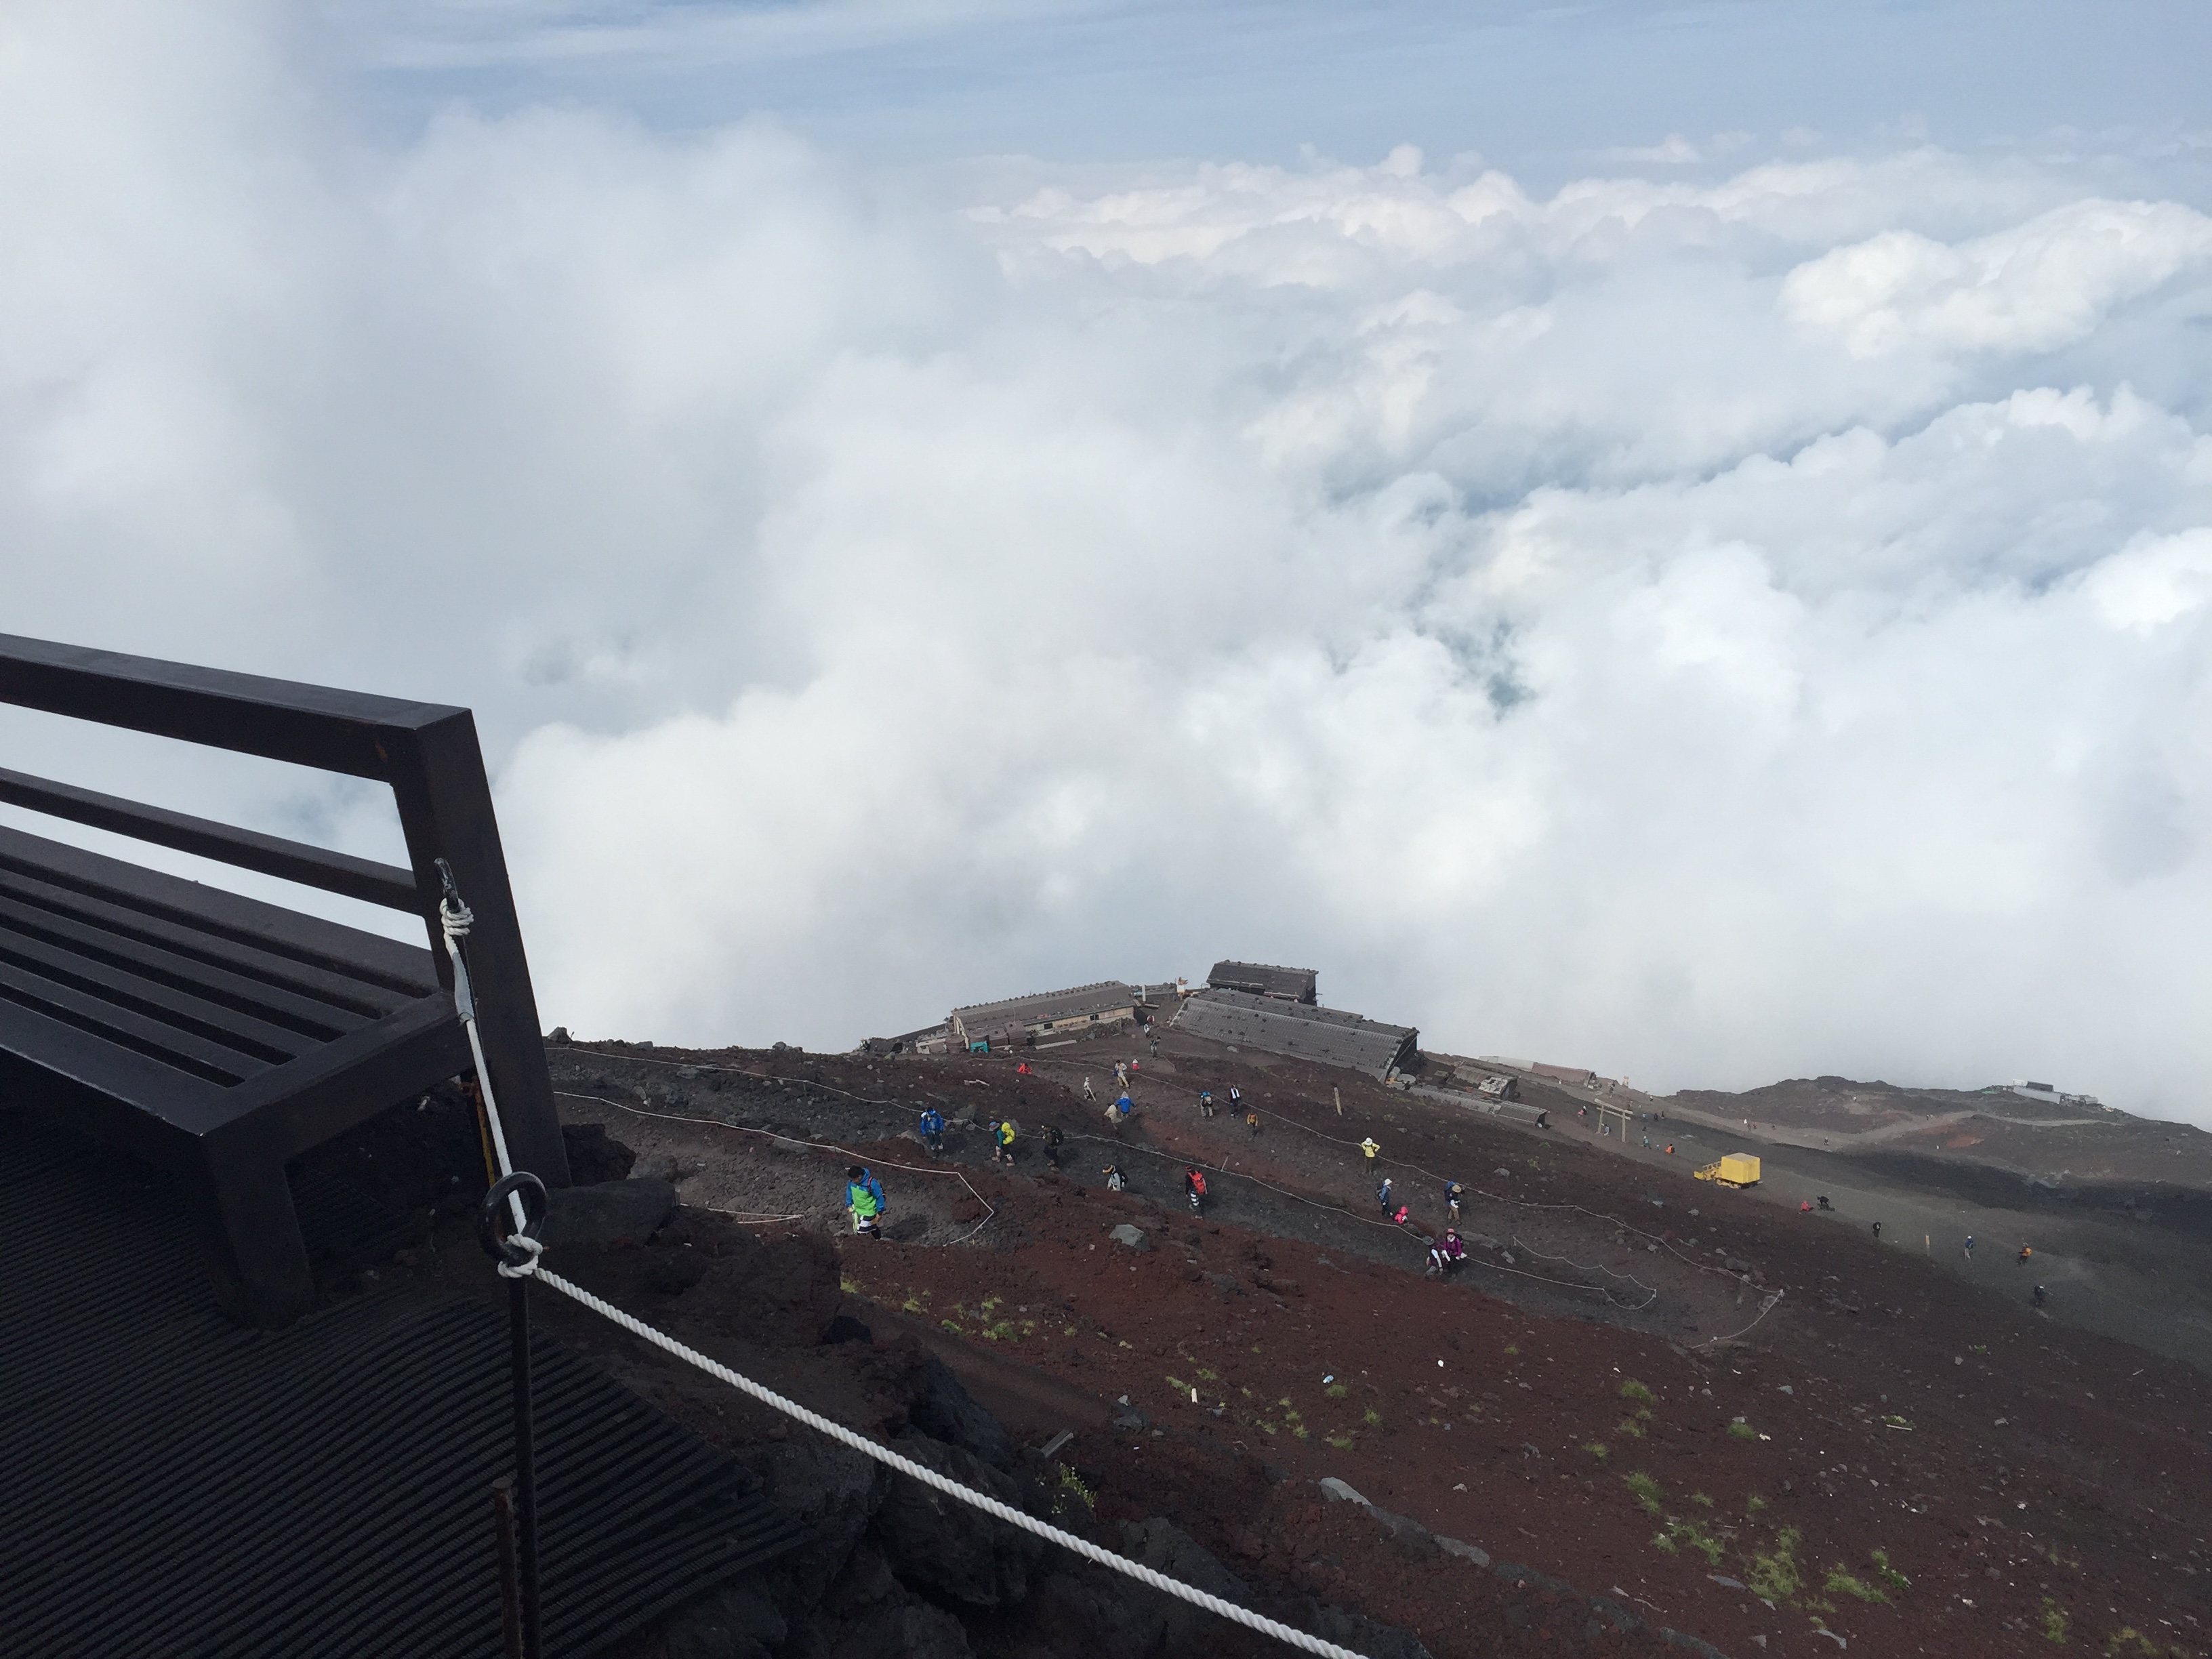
[338,1,2212,189]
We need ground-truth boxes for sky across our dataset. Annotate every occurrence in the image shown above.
[6,1,2212,1120]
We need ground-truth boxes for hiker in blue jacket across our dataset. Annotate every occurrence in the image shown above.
[845,1165,887,1237]
[918,1107,945,1153]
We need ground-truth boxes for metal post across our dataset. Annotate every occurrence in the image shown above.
[492,1477,524,1659]
[508,1275,544,1659]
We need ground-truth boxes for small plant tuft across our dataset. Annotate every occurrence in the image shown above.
[1582,1441,1611,1460]
[1622,1472,1664,1514]
[2039,1597,2067,1643]
[1727,1421,1760,1440]
[1745,1527,1803,1603]
[1824,1568,1887,1603]
[1620,1379,1656,1404]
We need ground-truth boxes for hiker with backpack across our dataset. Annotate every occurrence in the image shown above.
[1443,1180,1464,1222]
[1043,1123,1065,1170]
[845,1165,886,1237]
[918,1107,945,1153]
[993,1120,1017,1164]
[1185,1166,1209,1214]
[1427,1228,1465,1276]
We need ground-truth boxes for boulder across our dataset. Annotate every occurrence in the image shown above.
[1116,1517,1252,1656]
[1010,1563,1170,1659]
[560,1120,636,1183]
[873,1435,1046,1607]
[788,1543,975,1659]
[1108,1224,1151,1252]
[750,1433,888,1608]
[884,1343,1016,1471]
[539,1177,675,1248]
[658,1578,789,1659]
[1306,1601,1435,1659]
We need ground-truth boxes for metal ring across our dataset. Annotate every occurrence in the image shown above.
[479,1170,549,1265]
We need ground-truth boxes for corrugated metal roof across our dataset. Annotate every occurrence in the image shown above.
[0,1111,804,1659]
[1177,989,1416,1079]
[949,981,1136,1031]
[1206,961,1318,1001]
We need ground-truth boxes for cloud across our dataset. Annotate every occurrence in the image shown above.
[7,3,2212,1122]
[1781,198,2212,357]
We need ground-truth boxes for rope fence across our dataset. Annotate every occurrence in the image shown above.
[561,1046,1779,1338]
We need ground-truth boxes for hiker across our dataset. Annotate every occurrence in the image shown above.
[1817,1195,1832,1211]
[845,1165,886,1237]
[1108,1092,1132,1133]
[1376,1176,1394,1214]
[1043,1123,1065,1169]
[1244,1108,1261,1137]
[1017,1061,1031,1076]
[1359,1136,1381,1169]
[1664,1144,1673,1155]
[1103,1164,1127,1192]
[1114,1061,1128,1090]
[1185,1166,1208,1214]
[1149,1037,1160,1057]
[1800,1200,1813,1213]
[1198,1088,1215,1118]
[1082,1076,1095,1101]
[1870,1221,1882,1240]
[2031,1284,2048,1309]
[993,1119,1017,1164]
[2018,1244,2032,1266]
[1963,1235,1975,1260]
[1427,1228,1465,1276]
[1391,1204,1411,1228]
[918,1107,945,1153]
[1444,1181,1464,1222]
[1227,1085,1242,1113]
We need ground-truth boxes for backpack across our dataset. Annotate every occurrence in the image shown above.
[1189,1172,1208,1196]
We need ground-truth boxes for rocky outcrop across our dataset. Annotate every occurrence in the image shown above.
[872,1434,1046,1607]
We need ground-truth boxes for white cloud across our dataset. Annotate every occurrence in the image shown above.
[7,3,2212,1122]
[1781,198,2212,358]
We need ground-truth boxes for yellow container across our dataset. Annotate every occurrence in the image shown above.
[1695,1153,1761,1187]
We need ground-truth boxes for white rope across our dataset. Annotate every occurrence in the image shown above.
[504,1250,1372,1659]
[440,887,533,1237]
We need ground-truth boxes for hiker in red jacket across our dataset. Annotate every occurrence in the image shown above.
[1185,1167,1208,1214]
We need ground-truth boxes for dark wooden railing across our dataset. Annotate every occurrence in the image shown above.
[0,634,569,1324]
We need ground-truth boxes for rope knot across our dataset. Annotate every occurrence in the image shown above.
[440,895,475,943]
[496,1233,544,1280]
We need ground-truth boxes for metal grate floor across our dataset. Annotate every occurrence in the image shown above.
[0,1111,802,1659]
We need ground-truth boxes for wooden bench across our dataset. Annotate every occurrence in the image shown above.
[0,635,569,1324]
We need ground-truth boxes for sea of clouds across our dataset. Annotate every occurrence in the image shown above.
[5,5,2212,1117]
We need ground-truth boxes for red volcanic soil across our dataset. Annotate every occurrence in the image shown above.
[544,1038,2212,1658]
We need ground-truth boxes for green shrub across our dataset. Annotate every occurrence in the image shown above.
[1824,1568,1887,1603]
[1746,1528,1803,1603]
[1582,1442,1610,1460]
[1620,1379,1656,1404]
[1727,1420,1760,1440]
[1658,1518,1726,1565]
[1622,1472,1664,1514]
